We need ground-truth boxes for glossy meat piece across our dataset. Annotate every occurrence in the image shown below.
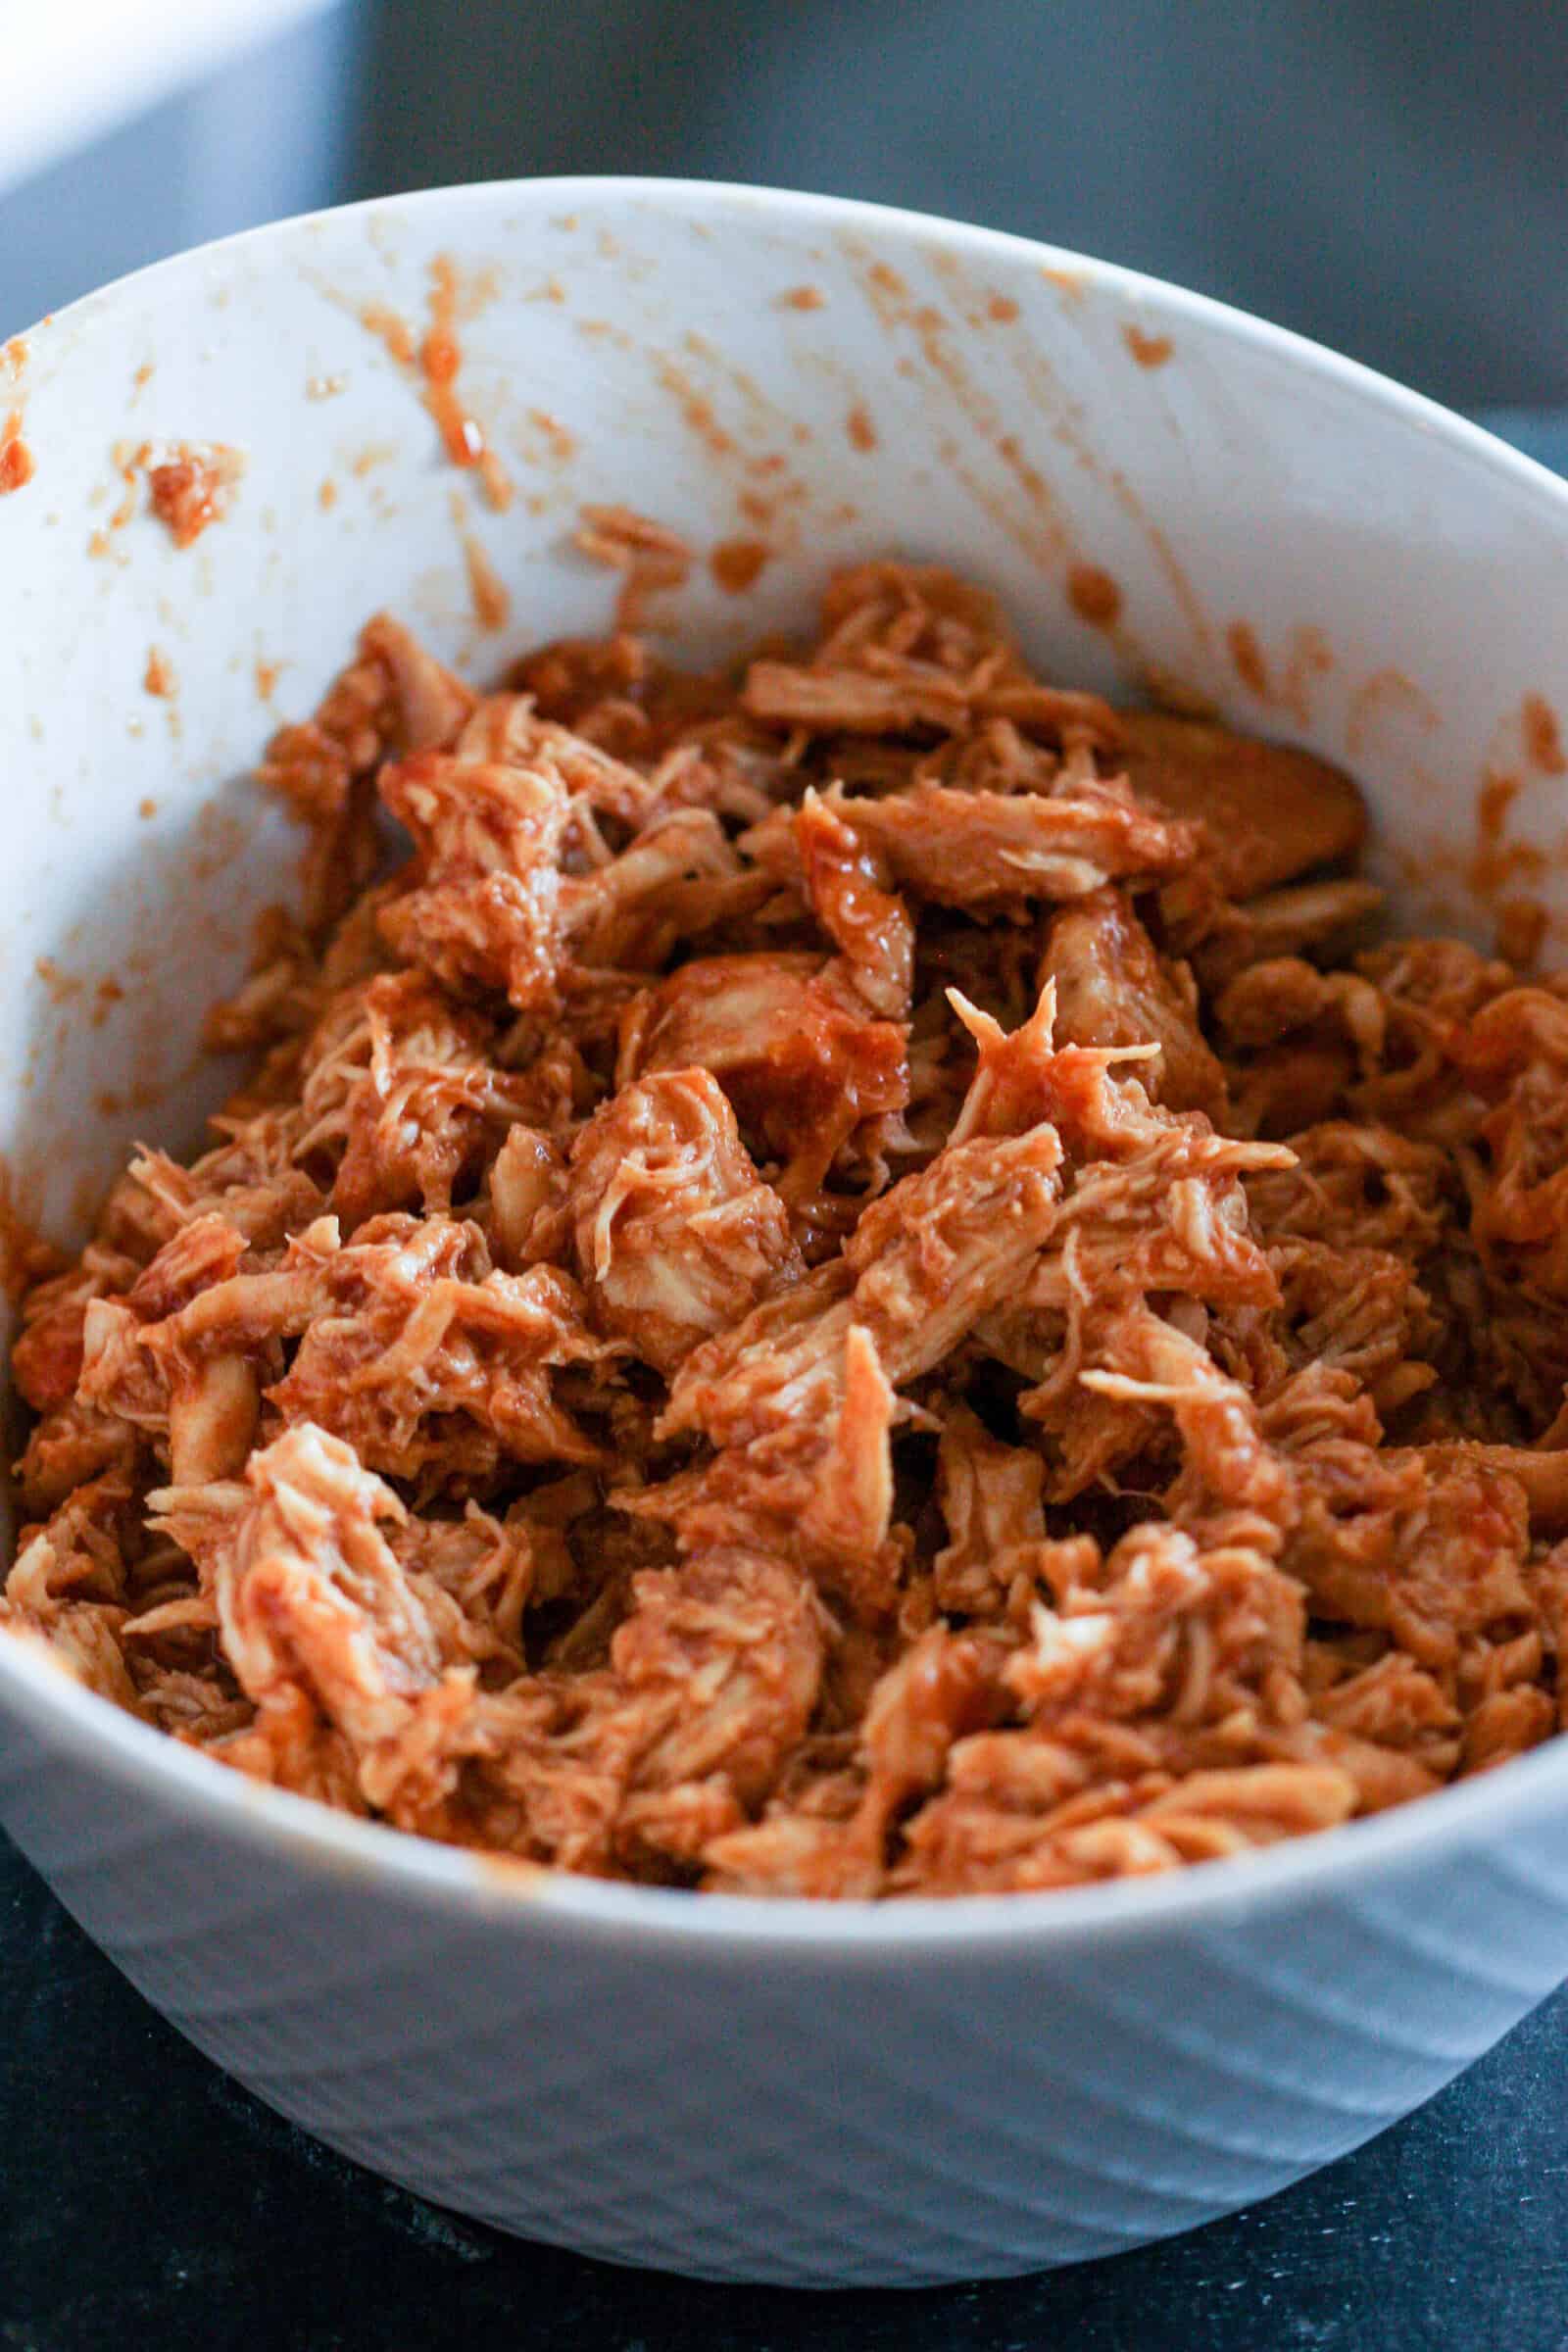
[793,788,914,1019]
[782,780,1197,914]
[562,808,771,972]
[378,750,568,1007]
[263,614,475,930]
[1040,888,1227,1118]
[569,1070,799,1373]
[297,970,537,1228]
[625,953,908,1195]
[1120,711,1367,896]
[264,1215,612,1487]
[662,1123,1063,1448]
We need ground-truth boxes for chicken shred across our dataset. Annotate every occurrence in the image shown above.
[8,556,1566,1898]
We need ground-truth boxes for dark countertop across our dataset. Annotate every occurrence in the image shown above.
[7,405,1567,2352]
[5,1830,1567,2352]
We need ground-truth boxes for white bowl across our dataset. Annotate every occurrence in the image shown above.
[5,179,1568,2290]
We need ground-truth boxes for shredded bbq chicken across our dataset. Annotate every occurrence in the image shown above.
[9,558,1568,1899]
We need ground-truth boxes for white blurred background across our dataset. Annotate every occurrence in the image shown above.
[0,1,364,330]
[4,0,1566,433]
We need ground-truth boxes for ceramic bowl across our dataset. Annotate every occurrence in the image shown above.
[4,179,1568,2288]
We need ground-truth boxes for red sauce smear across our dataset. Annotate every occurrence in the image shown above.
[1123,323,1174,368]
[526,409,576,462]
[0,1156,62,1307]
[846,404,878,453]
[419,258,513,513]
[655,358,736,461]
[987,294,1020,323]
[782,285,825,311]
[1066,564,1122,629]
[143,647,176,698]
[0,410,33,494]
[710,539,769,594]
[463,533,512,630]
[1226,620,1270,699]
[146,444,242,547]
[1523,692,1567,776]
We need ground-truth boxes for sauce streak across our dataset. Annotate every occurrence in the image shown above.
[0,410,33,494]
[846,404,878,453]
[1123,323,1174,368]
[360,265,513,512]
[710,538,769,594]
[1523,692,1567,776]
[1226,620,1270,699]
[463,533,512,630]
[526,409,576,462]
[0,1157,61,1307]
[419,257,513,512]
[1066,563,1122,629]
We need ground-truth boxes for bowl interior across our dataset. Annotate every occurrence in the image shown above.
[4,177,1568,1900]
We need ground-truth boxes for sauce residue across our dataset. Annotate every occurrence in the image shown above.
[1066,563,1122,629]
[0,411,32,494]
[255,659,282,701]
[138,797,158,819]
[1346,666,1439,760]
[1474,767,1517,853]
[710,538,769,594]
[34,956,82,1006]
[306,372,346,401]
[1122,323,1174,369]
[869,262,908,300]
[358,263,512,511]
[419,257,513,512]
[463,532,511,630]
[1393,762,1553,968]
[143,646,176,698]
[846,404,878,453]
[91,975,125,1030]
[1226,620,1270,699]
[0,336,30,492]
[96,441,148,543]
[146,443,243,547]
[361,302,416,367]
[1456,766,1550,962]
[987,294,1020,323]
[0,1156,61,1306]
[577,503,692,629]
[1497,900,1549,966]
[318,478,338,511]
[1523,692,1566,776]
[654,356,736,460]
[526,408,576,462]
[1040,265,1087,299]
[782,285,825,311]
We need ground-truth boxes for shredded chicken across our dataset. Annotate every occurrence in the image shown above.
[9,556,1565,1899]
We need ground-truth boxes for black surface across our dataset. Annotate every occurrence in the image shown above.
[4,1832,1566,2350]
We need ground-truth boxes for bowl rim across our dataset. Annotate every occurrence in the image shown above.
[10,170,1568,1954]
